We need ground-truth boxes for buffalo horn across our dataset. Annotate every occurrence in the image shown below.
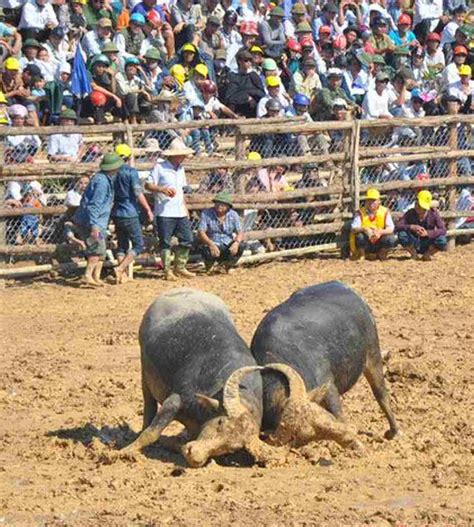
[223,366,262,417]
[264,363,307,401]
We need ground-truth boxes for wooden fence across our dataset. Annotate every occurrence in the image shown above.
[0,111,472,278]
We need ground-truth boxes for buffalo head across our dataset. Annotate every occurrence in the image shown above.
[182,366,263,467]
[264,363,364,452]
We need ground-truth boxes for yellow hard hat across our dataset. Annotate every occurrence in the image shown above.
[194,63,208,78]
[250,45,264,54]
[266,75,281,87]
[365,188,381,200]
[170,64,186,85]
[459,64,472,76]
[115,143,132,158]
[247,151,262,161]
[182,43,196,53]
[417,190,432,210]
[0,92,7,104]
[4,57,20,71]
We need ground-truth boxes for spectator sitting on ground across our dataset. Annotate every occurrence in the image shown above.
[350,188,397,260]
[198,192,244,273]
[47,109,84,162]
[396,190,448,261]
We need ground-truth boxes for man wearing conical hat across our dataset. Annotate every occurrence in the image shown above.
[145,137,195,281]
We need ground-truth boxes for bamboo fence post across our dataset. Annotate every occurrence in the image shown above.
[125,122,136,279]
[235,129,246,194]
[447,102,459,251]
[125,122,136,168]
[0,142,5,256]
[351,120,361,212]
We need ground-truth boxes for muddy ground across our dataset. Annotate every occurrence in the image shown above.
[1,246,473,526]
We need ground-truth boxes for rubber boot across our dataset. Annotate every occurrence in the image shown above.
[161,249,177,281]
[92,260,105,286]
[174,246,195,278]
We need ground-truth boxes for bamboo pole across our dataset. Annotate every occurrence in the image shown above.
[359,175,474,192]
[359,145,451,157]
[358,149,474,168]
[351,120,361,211]
[447,103,460,250]
[244,222,343,241]
[0,151,347,177]
[237,243,338,266]
[238,120,353,136]
[235,129,246,194]
[0,115,305,138]
[188,185,344,204]
[359,114,474,129]
[125,123,135,167]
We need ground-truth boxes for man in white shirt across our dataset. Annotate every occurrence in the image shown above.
[448,64,474,110]
[81,17,113,57]
[47,109,84,162]
[362,71,392,120]
[413,0,443,31]
[145,138,195,280]
[18,0,58,40]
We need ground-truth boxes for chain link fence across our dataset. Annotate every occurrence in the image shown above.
[0,114,473,268]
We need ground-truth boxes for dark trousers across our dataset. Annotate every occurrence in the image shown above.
[398,231,448,254]
[114,216,144,257]
[200,242,244,267]
[355,233,398,253]
[155,216,193,250]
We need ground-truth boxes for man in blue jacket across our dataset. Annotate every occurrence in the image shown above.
[112,144,154,284]
[74,153,123,286]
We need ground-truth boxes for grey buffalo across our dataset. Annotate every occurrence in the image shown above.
[124,288,265,467]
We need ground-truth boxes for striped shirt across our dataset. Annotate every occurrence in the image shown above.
[198,207,241,247]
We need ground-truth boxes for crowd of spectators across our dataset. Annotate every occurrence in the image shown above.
[0,0,472,133]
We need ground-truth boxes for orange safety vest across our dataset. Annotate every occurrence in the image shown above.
[349,205,388,254]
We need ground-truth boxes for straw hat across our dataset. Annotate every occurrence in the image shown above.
[161,138,193,157]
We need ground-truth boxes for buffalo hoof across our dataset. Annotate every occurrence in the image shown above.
[384,428,401,440]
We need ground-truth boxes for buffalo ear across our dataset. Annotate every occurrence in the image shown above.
[195,393,221,412]
[308,381,330,404]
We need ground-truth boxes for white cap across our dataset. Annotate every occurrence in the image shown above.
[59,62,71,74]
[327,67,343,77]
[332,97,348,108]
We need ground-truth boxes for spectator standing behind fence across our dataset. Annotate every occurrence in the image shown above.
[73,153,123,287]
[145,137,195,281]
[47,109,84,162]
[198,192,244,273]
[350,188,397,261]
[396,190,448,261]
[112,144,154,285]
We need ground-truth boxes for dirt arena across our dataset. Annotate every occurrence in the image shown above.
[1,246,473,527]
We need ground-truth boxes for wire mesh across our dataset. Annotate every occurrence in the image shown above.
[0,118,473,259]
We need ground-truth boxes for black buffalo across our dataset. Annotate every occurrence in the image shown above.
[251,281,399,450]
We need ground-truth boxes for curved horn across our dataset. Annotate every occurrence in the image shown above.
[223,366,262,417]
[264,363,307,402]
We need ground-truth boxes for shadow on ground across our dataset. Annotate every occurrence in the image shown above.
[46,424,256,468]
